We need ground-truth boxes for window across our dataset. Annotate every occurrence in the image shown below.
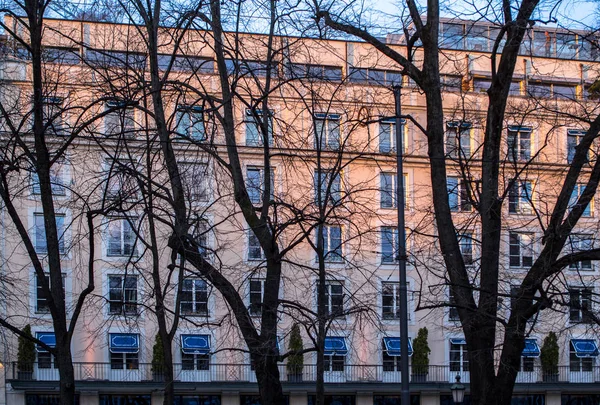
[325,281,344,317]
[32,163,67,196]
[507,126,532,162]
[570,340,595,372]
[314,114,340,150]
[509,232,534,268]
[348,68,402,86]
[567,129,587,164]
[176,106,206,141]
[314,170,341,206]
[106,218,137,257]
[36,332,57,369]
[192,220,210,257]
[382,282,401,319]
[246,166,274,204]
[458,232,474,265]
[105,101,135,138]
[569,288,593,323]
[249,278,265,316]
[247,232,264,261]
[179,162,209,203]
[449,339,469,372]
[110,352,139,370]
[381,227,399,264]
[36,273,65,313]
[42,97,65,136]
[381,173,408,209]
[441,75,463,92]
[86,50,146,69]
[569,183,592,217]
[108,334,140,370]
[446,122,472,158]
[520,357,535,372]
[108,275,138,315]
[441,23,465,49]
[180,278,209,316]
[104,159,139,201]
[508,180,534,214]
[182,352,210,371]
[447,177,472,212]
[379,118,406,153]
[33,213,65,254]
[382,339,401,372]
[568,234,594,270]
[448,286,460,321]
[324,355,345,372]
[245,109,273,146]
[158,55,214,73]
[287,63,343,81]
[320,225,343,262]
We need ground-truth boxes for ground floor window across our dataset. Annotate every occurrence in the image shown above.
[99,395,150,405]
[563,395,600,405]
[374,395,420,405]
[26,395,79,405]
[308,396,355,405]
[441,395,545,405]
[174,396,220,405]
[240,396,290,405]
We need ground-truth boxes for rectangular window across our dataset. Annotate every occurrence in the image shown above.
[192,220,210,257]
[507,127,532,162]
[246,166,274,205]
[447,177,472,212]
[508,180,534,214]
[314,114,340,150]
[458,233,474,265]
[382,340,401,372]
[509,232,534,268]
[449,340,469,372]
[36,273,65,313]
[158,55,214,73]
[105,101,135,138]
[448,286,460,321]
[441,23,465,49]
[380,173,396,209]
[32,163,67,196]
[176,106,206,141]
[324,355,345,372]
[569,288,593,323]
[110,352,139,370]
[379,119,406,153]
[33,213,65,254]
[247,232,264,261]
[520,357,535,372]
[179,162,209,203]
[569,184,592,217]
[106,218,137,257]
[567,130,587,164]
[320,225,343,262]
[249,278,265,316]
[568,234,594,271]
[314,170,341,206]
[180,278,209,316]
[325,281,344,317]
[570,341,594,372]
[245,109,273,146]
[445,122,472,158]
[104,159,139,201]
[108,275,138,315]
[382,282,400,320]
[381,227,399,264]
[182,353,210,371]
[42,97,65,136]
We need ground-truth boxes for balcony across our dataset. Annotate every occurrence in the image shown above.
[7,363,600,385]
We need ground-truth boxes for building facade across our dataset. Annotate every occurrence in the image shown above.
[0,15,599,405]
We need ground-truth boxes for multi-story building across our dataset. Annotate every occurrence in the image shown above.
[0,15,599,405]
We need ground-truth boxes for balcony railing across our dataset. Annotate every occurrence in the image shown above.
[9,363,600,384]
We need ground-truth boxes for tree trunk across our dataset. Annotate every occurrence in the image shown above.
[55,342,76,405]
[256,356,286,405]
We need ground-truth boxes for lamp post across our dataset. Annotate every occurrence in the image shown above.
[393,83,410,405]
[450,374,466,405]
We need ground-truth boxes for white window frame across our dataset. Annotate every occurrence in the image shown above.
[107,273,139,316]
[567,234,594,271]
[105,217,138,257]
[447,177,472,212]
[324,280,344,318]
[176,105,206,141]
[245,109,273,146]
[33,212,66,255]
[105,101,135,138]
[314,113,340,150]
[445,122,473,158]
[180,277,209,316]
[507,126,533,162]
[247,231,265,261]
[246,166,275,205]
[509,232,534,268]
[179,161,209,203]
[508,180,534,215]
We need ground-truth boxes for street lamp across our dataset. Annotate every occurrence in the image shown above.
[450,374,466,405]
[392,83,410,405]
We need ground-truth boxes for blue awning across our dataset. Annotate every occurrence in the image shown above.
[571,339,599,358]
[446,121,472,129]
[380,117,407,125]
[383,337,413,357]
[324,337,348,356]
[109,333,139,354]
[522,339,540,358]
[315,113,341,120]
[181,334,211,355]
[36,332,56,353]
[450,338,467,345]
[508,125,533,133]
[568,129,586,136]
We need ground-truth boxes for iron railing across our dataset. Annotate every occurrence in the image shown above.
[9,363,600,384]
